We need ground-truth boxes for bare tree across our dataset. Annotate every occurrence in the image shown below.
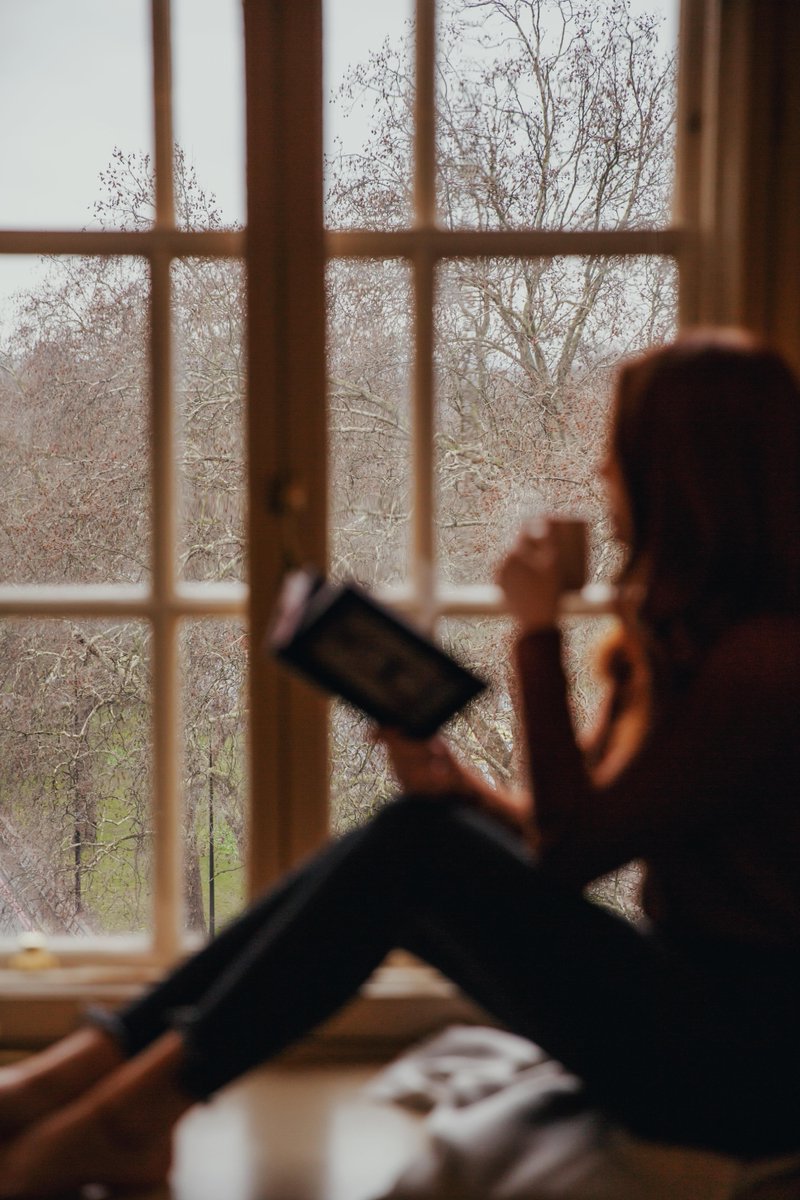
[0,150,246,934]
[326,0,676,925]
[0,1,675,929]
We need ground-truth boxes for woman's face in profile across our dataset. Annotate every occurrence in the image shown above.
[599,454,632,544]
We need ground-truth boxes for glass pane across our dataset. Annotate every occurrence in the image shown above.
[0,620,152,936]
[590,862,644,920]
[324,0,414,229]
[561,615,617,738]
[173,0,245,230]
[435,256,678,585]
[330,700,394,835]
[0,256,150,585]
[328,260,412,586]
[439,617,522,790]
[560,614,643,919]
[180,620,247,937]
[0,1,151,229]
[443,614,643,921]
[437,0,678,230]
[174,259,246,583]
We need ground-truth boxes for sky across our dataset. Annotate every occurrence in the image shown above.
[0,0,245,322]
[0,0,677,327]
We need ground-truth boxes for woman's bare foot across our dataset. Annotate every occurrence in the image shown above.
[0,1027,124,1139]
[0,1031,192,1198]
[0,1027,124,1137]
[0,1129,172,1199]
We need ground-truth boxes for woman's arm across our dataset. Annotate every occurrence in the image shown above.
[495,527,797,890]
[493,523,588,863]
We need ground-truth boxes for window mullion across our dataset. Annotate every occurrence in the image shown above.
[150,252,183,962]
[325,228,684,260]
[414,0,437,228]
[411,0,438,629]
[412,251,437,630]
[149,0,182,960]
[149,252,184,956]
[152,0,175,227]
[243,0,327,885]
[674,0,713,327]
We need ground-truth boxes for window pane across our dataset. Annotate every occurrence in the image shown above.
[173,0,245,230]
[437,0,677,230]
[324,0,414,230]
[439,617,623,792]
[443,614,643,921]
[0,1,151,230]
[180,620,247,937]
[561,614,643,919]
[330,700,393,834]
[174,259,246,583]
[0,620,152,936]
[0,257,149,585]
[435,256,678,585]
[328,260,412,586]
[561,615,617,737]
[439,617,522,790]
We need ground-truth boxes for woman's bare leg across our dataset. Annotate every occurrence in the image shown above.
[0,1031,192,1198]
[0,859,312,1142]
[0,1027,124,1137]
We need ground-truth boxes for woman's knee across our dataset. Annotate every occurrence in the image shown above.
[367,792,528,868]
[364,792,467,853]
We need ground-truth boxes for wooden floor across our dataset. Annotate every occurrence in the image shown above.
[132,1061,800,1200]
[134,1064,425,1200]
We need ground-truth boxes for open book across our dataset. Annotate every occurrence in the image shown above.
[269,569,486,738]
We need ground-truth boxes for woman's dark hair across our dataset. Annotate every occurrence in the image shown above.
[611,328,800,697]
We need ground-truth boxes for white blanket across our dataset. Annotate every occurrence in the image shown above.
[368,1026,800,1200]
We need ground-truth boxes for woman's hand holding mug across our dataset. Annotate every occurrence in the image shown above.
[496,516,588,632]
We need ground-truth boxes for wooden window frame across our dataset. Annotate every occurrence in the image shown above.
[251,0,698,879]
[5,0,800,1050]
[0,0,246,975]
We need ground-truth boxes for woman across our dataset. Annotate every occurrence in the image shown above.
[2,329,799,1196]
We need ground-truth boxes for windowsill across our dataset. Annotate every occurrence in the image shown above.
[0,959,489,1056]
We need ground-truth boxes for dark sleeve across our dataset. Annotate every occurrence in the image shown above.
[516,622,797,889]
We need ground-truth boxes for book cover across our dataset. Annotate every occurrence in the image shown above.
[269,570,486,738]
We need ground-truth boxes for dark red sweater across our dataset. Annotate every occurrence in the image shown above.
[516,616,800,948]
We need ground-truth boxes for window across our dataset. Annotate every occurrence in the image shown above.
[0,0,246,962]
[3,0,797,1044]
[0,0,689,956]
[323,0,681,845]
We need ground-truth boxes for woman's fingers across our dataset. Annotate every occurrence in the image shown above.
[495,527,562,631]
[498,532,556,581]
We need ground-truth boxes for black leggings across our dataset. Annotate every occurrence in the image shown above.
[95,795,800,1157]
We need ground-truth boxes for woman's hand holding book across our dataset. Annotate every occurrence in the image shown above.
[376,728,532,838]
